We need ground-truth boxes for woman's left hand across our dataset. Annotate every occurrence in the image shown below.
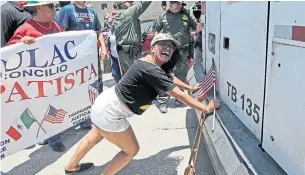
[191,83,200,93]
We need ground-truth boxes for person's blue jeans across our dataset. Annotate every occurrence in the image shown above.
[194,46,205,82]
[110,55,122,83]
[45,133,61,146]
[80,119,92,128]
[98,59,103,93]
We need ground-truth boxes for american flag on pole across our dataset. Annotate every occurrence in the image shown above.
[88,80,99,105]
[198,59,216,102]
[43,105,67,124]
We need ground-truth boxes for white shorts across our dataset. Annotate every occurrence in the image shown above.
[91,86,134,132]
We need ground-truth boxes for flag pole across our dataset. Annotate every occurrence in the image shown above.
[36,106,49,138]
[212,83,216,132]
[26,108,47,135]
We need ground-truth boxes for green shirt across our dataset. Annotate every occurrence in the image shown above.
[153,9,197,47]
[112,1,152,46]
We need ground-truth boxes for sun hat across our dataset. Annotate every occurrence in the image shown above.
[151,33,181,48]
[171,1,186,6]
[23,1,53,7]
[178,1,186,5]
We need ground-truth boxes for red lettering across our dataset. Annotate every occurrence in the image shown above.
[54,77,63,96]
[64,72,75,91]
[28,80,53,98]
[88,63,97,81]
[0,85,5,94]
[76,66,88,85]
[3,64,95,103]
[6,82,30,103]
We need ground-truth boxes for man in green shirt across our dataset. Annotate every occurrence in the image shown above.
[153,1,202,113]
[111,1,152,76]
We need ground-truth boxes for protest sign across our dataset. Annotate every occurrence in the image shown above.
[0,31,98,160]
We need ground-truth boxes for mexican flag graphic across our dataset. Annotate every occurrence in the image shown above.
[6,109,37,141]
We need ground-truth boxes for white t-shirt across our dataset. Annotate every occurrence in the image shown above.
[109,31,118,58]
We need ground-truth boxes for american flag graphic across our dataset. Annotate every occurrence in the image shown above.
[198,59,216,102]
[88,80,99,105]
[44,105,67,124]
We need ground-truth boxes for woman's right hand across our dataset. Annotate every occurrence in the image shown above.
[20,36,35,45]
[205,99,220,115]
[205,99,215,114]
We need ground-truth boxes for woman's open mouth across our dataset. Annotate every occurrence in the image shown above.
[161,51,170,57]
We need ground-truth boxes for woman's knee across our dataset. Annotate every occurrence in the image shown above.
[87,126,103,145]
[125,143,140,157]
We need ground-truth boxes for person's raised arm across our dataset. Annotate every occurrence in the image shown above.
[124,1,152,19]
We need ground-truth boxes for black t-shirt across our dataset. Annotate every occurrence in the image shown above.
[1,2,31,47]
[115,60,176,115]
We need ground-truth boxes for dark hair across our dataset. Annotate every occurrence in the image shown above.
[160,49,180,74]
[59,1,71,7]
[25,6,37,16]
[113,2,118,9]
[192,2,201,21]
[115,1,128,10]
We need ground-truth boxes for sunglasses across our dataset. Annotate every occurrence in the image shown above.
[44,3,55,9]
[156,41,176,50]
[170,1,181,4]
[124,1,133,4]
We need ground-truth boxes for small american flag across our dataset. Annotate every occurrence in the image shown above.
[88,80,99,105]
[44,105,67,124]
[198,59,216,102]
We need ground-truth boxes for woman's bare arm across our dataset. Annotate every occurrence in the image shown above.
[167,87,214,114]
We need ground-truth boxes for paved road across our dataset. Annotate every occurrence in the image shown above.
[1,74,216,175]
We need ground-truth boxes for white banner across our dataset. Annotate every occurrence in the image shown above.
[0,31,99,159]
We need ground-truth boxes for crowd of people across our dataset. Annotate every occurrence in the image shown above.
[1,1,217,174]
